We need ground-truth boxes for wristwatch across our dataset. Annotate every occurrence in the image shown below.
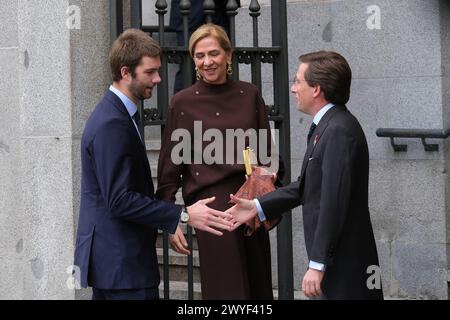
[180,206,190,223]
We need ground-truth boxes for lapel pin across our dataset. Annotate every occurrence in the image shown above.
[313,135,319,146]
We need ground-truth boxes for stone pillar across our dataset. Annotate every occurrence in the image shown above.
[15,0,73,299]
[441,0,450,299]
[0,0,110,299]
[0,0,23,300]
[69,0,111,300]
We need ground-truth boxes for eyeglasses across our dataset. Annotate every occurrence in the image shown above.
[292,77,308,85]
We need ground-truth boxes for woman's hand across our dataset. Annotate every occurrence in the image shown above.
[169,226,190,255]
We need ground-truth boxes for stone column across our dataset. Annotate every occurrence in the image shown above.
[0,0,23,300]
[0,0,110,299]
[69,0,111,300]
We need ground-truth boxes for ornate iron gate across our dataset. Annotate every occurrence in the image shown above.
[110,0,293,300]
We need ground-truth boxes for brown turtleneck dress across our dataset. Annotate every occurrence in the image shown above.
[156,79,275,299]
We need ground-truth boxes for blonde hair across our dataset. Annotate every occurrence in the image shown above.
[188,23,232,57]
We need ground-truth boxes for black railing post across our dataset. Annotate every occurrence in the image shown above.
[155,0,170,300]
[130,0,142,29]
[187,225,194,299]
[271,0,294,300]
[155,0,170,122]
[203,0,215,23]
[249,0,261,91]
[130,0,147,149]
[110,0,123,44]
[226,0,239,80]
[180,0,193,90]
[179,0,195,301]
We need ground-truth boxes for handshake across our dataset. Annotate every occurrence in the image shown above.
[183,194,258,234]
[170,194,259,255]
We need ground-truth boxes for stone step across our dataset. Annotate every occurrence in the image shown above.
[157,281,306,300]
[273,288,307,300]
[149,164,157,178]
[145,139,162,164]
[145,139,161,151]
[156,248,200,267]
[159,264,201,283]
[159,280,202,300]
[144,139,160,171]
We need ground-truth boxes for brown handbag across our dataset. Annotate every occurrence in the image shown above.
[231,166,282,236]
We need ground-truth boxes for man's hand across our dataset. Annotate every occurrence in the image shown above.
[169,226,190,255]
[302,268,325,298]
[227,194,258,231]
[187,196,233,236]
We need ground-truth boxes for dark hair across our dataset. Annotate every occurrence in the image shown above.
[299,51,352,105]
[109,28,161,82]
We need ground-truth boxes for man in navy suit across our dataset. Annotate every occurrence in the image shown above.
[227,51,383,300]
[74,28,232,300]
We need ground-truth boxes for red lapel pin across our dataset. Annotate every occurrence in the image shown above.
[313,135,319,146]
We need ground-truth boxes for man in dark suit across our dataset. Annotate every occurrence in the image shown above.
[74,29,232,300]
[228,51,383,300]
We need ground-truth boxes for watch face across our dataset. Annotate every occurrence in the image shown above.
[181,210,189,223]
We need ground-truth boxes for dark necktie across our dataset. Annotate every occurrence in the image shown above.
[307,122,317,145]
[133,111,145,145]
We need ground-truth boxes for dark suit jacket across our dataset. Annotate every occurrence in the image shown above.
[258,105,383,299]
[74,90,181,289]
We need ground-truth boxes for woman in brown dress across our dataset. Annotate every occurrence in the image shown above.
[156,23,279,299]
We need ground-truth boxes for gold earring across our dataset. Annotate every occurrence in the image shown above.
[195,67,201,80]
[227,63,233,76]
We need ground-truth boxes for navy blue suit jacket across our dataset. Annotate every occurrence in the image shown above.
[74,90,181,289]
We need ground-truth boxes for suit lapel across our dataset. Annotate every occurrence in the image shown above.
[105,91,146,147]
[104,90,152,178]
[298,105,346,181]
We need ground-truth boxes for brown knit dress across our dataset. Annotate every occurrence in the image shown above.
[156,79,275,299]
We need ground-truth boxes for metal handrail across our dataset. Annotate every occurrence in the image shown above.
[376,128,450,152]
